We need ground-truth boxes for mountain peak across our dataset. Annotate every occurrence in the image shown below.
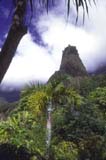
[60,45,87,76]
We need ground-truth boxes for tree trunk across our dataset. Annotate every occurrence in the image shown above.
[0,0,28,83]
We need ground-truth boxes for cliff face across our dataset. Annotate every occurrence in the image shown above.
[60,45,87,76]
[48,45,88,86]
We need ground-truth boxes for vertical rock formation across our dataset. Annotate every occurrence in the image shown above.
[60,45,87,76]
[48,45,88,84]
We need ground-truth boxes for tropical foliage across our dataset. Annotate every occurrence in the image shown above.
[0,74,106,159]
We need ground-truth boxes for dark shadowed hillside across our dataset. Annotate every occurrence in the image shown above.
[0,90,20,102]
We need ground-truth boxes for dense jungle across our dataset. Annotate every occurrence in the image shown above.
[0,73,106,160]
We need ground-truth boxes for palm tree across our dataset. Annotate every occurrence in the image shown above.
[0,0,96,83]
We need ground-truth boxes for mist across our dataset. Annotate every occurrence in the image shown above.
[1,0,106,88]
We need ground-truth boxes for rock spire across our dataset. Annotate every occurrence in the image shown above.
[60,45,87,76]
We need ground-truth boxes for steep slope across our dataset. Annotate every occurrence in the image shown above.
[60,45,87,76]
[48,45,88,87]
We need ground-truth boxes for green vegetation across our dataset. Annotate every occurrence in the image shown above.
[0,75,106,159]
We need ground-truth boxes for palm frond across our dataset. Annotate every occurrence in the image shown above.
[67,0,96,13]
[67,0,96,22]
[84,0,89,14]
[10,0,96,23]
[75,0,79,23]
[67,0,70,16]
[25,0,96,18]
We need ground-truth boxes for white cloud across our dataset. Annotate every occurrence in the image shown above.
[37,10,100,71]
[2,0,106,87]
[37,0,106,71]
[2,33,57,86]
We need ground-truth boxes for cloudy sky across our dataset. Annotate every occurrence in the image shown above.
[0,0,106,88]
